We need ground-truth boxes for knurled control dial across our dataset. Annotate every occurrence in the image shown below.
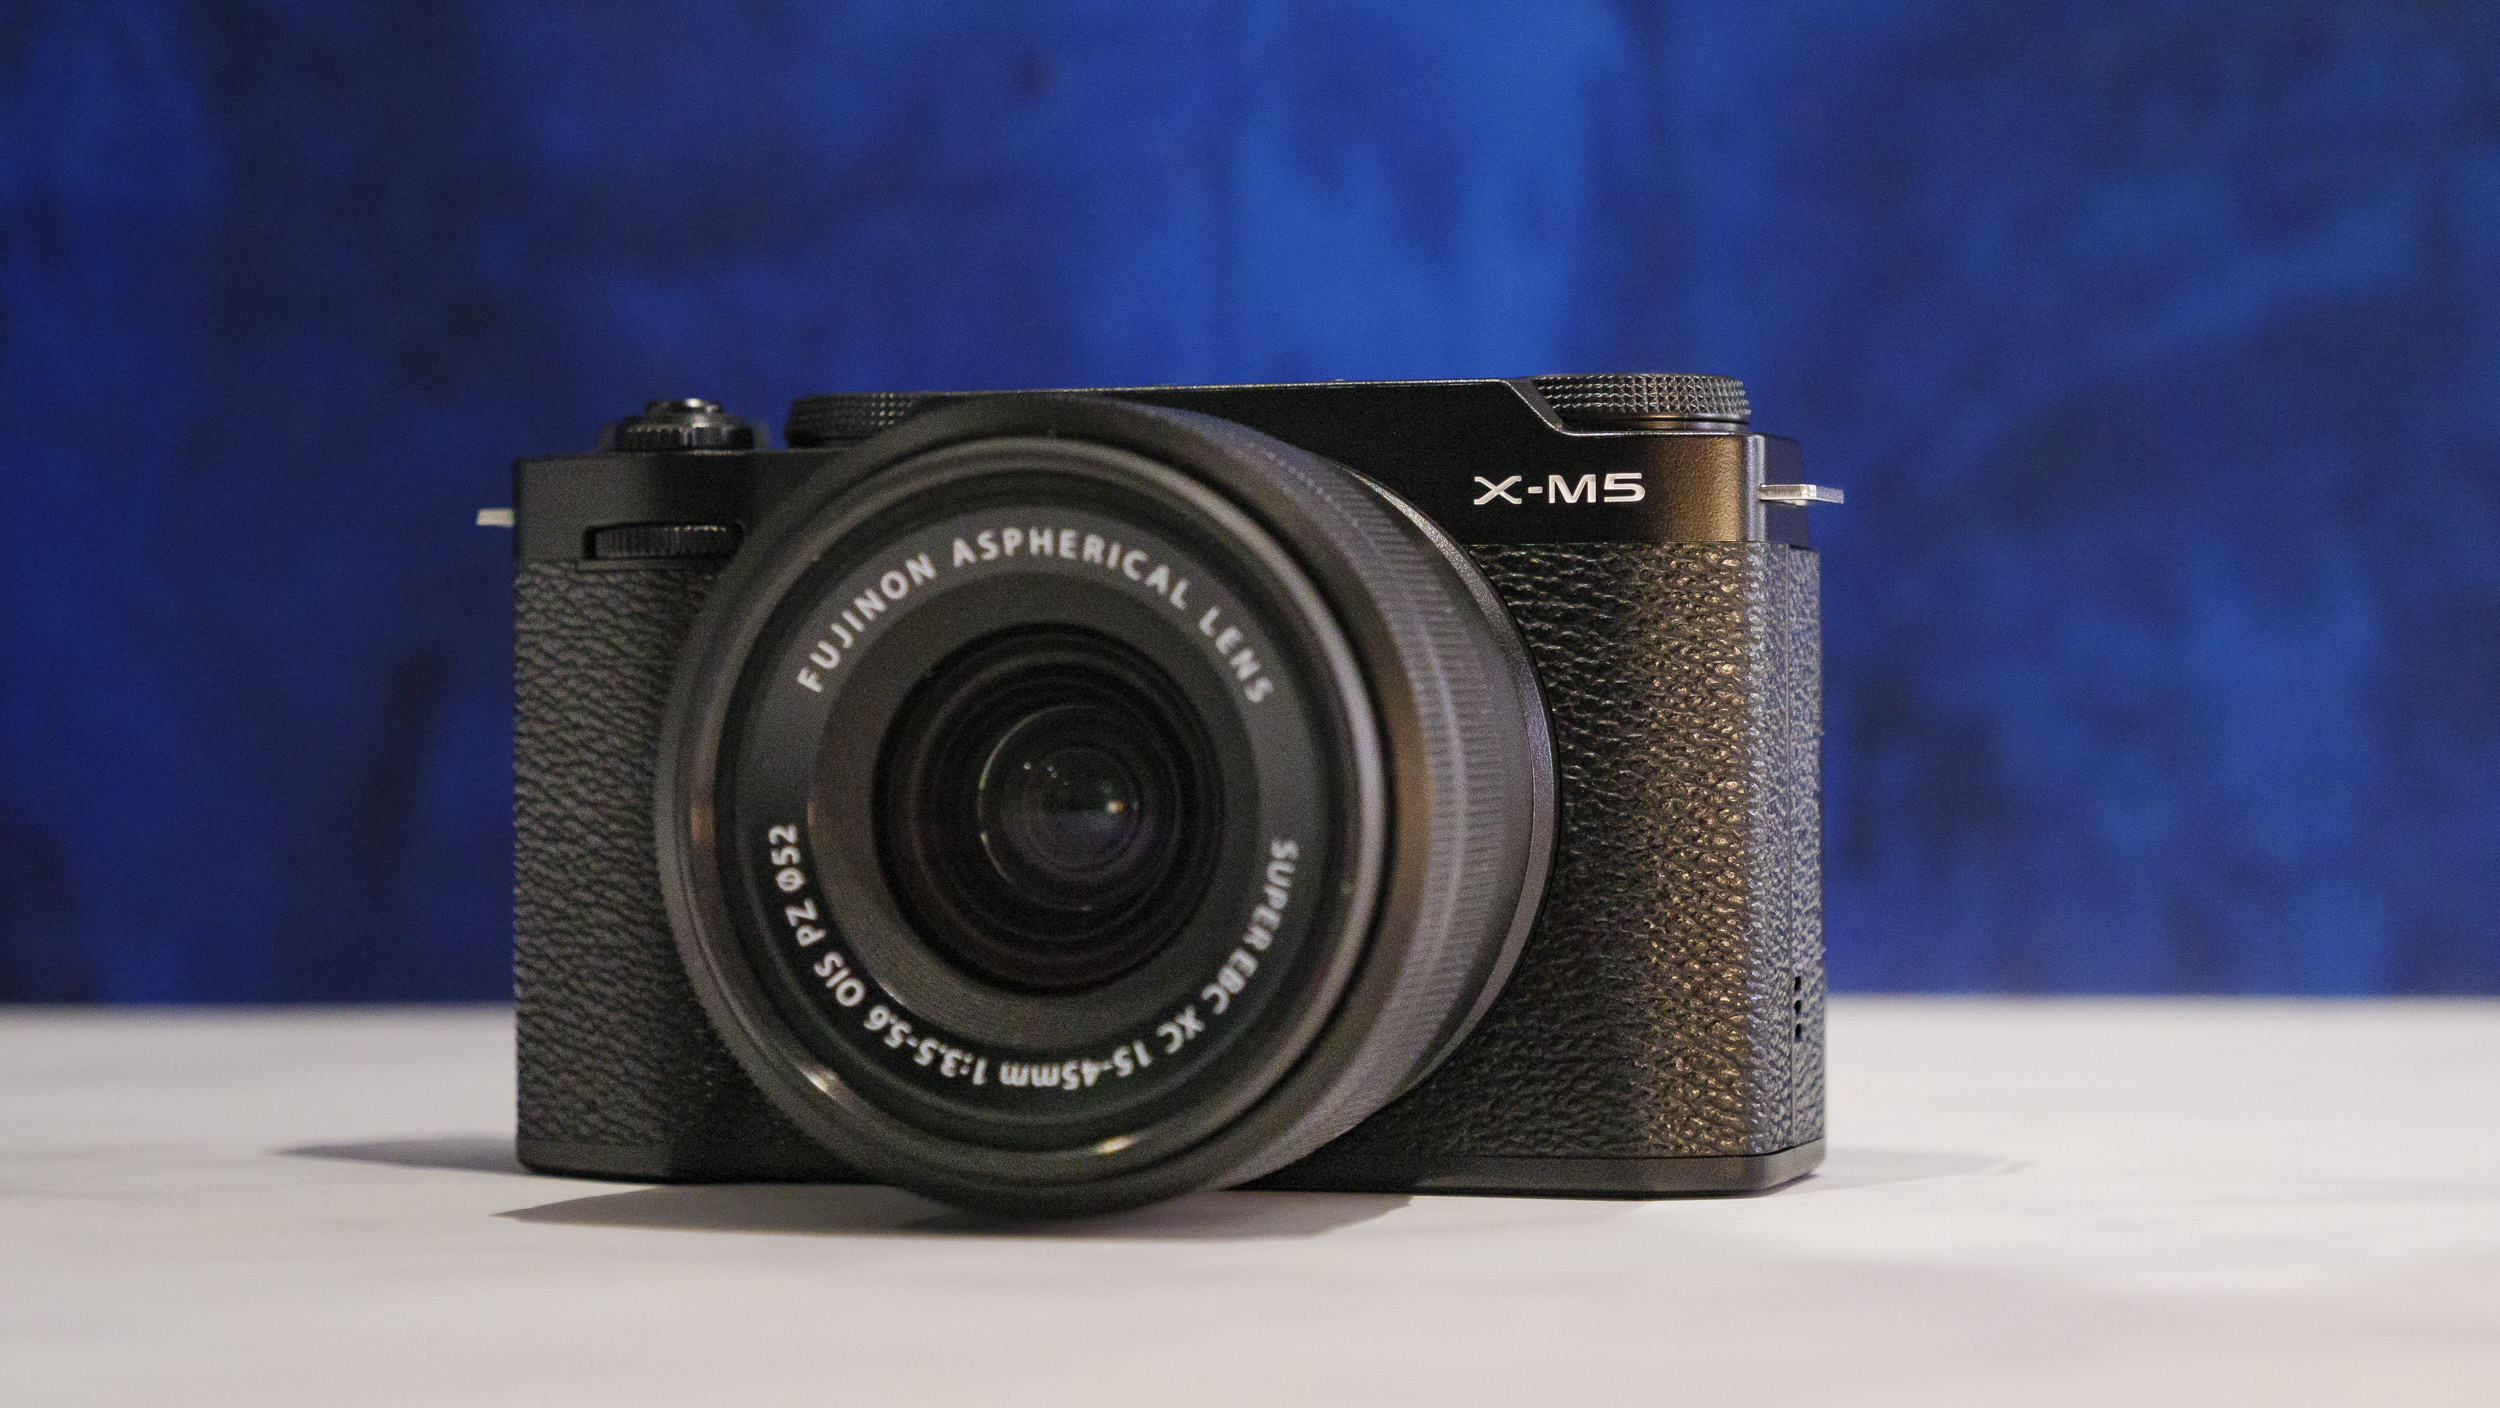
[1529,373,1750,428]
[609,398,758,452]
[789,391,931,447]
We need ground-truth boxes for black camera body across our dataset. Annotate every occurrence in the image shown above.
[511,374,1832,1214]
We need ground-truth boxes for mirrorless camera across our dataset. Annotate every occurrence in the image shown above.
[508,374,1837,1215]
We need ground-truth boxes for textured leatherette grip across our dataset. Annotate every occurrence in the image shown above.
[1268,542,1826,1170]
[514,563,846,1179]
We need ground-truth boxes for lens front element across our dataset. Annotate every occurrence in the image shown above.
[981,718,1148,897]
[878,626,1222,993]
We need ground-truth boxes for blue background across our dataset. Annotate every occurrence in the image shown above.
[4,2,2495,1000]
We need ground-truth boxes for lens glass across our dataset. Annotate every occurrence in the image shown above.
[978,712,1158,903]
[876,626,1222,993]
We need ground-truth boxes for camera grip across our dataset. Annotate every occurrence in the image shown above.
[1257,542,1826,1186]
[514,564,845,1179]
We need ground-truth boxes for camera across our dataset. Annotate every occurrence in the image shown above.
[509,374,1836,1215]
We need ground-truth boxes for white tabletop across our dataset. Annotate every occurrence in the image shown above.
[4,999,2495,1405]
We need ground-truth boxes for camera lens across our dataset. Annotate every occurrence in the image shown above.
[658,393,1554,1215]
[876,627,1221,993]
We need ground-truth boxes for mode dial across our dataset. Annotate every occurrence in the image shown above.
[609,398,757,452]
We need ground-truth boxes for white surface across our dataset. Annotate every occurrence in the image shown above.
[3,1000,2496,1406]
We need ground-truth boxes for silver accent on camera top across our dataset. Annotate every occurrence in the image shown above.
[1758,484,1844,506]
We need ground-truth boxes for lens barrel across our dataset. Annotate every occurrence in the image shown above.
[655,395,1552,1214]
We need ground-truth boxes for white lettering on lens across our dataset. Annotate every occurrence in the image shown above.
[1244,840,1296,951]
[795,553,931,691]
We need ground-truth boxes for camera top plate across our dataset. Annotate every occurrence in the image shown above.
[511,376,1822,566]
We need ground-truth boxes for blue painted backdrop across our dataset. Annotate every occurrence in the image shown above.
[5,2,2496,1000]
